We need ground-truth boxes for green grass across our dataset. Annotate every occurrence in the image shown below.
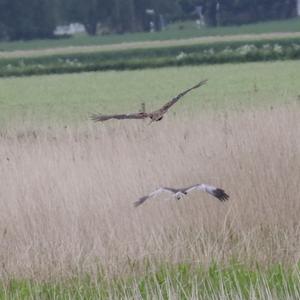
[0,60,299,125]
[1,262,300,299]
[0,18,300,52]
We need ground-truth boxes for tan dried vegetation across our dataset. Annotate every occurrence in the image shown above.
[0,103,299,280]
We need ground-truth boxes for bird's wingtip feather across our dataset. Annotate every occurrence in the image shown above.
[213,188,229,201]
[133,201,141,207]
[89,113,101,121]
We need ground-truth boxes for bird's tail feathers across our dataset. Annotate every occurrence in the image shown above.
[134,196,148,207]
[90,113,110,122]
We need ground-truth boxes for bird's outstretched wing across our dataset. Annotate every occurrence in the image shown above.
[158,79,208,113]
[90,112,148,122]
[185,184,229,202]
[134,188,175,207]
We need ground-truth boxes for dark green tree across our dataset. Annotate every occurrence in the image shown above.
[0,0,298,40]
[62,0,113,35]
[0,0,56,40]
[177,0,297,26]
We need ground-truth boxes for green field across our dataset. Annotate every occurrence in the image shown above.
[0,60,299,125]
[0,18,300,52]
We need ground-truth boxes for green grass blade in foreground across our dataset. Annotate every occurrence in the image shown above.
[1,263,300,299]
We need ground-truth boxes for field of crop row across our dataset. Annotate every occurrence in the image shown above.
[1,35,300,77]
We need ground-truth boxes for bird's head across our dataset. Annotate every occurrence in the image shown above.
[148,115,163,125]
[175,192,185,200]
[150,113,164,122]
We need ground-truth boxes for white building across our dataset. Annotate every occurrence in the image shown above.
[54,23,86,36]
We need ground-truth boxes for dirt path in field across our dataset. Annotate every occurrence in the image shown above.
[1,32,300,59]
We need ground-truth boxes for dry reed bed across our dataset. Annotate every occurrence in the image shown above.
[0,104,299,280]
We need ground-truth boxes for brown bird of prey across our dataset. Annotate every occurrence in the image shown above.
[134,184,229,207]
[90,79,207,123]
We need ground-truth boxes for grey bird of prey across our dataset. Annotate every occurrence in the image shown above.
[90,80,207,123]
[134,184,229,207]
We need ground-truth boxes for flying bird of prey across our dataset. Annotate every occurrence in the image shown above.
[90,79,207,123]
[134,184,229,207]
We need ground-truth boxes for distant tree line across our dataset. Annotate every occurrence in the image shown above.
[0,0,56,40]
[181,0,297,26]
[0,0,297,41]
[57,0,180,35]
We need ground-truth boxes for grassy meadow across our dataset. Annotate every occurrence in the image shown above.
[0,60,299,124]
[0,60,300,298]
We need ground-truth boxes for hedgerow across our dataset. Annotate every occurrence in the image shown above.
[1,37,300,77]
